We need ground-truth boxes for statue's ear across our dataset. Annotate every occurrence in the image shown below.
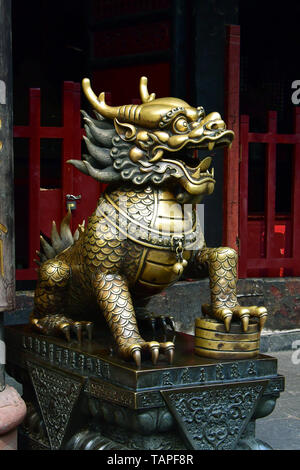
[114,118,137,141]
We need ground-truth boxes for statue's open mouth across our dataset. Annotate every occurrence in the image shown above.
[160,129,234,194]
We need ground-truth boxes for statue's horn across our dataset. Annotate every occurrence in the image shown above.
[82,78,120,120]
[139,76,156,103]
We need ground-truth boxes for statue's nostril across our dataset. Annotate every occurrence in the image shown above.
[208,120,226,131]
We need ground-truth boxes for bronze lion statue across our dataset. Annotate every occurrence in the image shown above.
[30,77,267,366]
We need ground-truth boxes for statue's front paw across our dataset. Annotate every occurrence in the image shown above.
[135,308,175,337]
[143,313,175,335]
[118,339,174,368]
[30,313,93,343]
[202,304,268,332]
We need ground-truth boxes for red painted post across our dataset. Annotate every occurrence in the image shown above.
[292,107,300,275]
[28,89,41,269]
[15,82,87,280]
[62,82,77,222]
[264,112,277,270]
[238,109,300,276]
[223,24,240,253]
[70,82,83,224]
[238,115,250,278]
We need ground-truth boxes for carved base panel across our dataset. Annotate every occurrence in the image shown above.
[5,325,284,450]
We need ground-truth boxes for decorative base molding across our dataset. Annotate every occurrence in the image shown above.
[5,325,284,450]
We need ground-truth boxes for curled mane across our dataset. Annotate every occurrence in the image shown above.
[68,110,175,186]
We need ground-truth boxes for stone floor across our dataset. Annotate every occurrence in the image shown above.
[256,350,300,450]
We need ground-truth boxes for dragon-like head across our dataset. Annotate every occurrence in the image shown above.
[68,77,234,201]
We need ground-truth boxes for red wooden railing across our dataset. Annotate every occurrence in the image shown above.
[14,82,135,281]
[14,82,102,280]
[239,107,300,277]
[223,25,240,253]
[14,66,300,281]
[223,25,300,278]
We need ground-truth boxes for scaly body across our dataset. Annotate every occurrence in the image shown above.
[30,76,268,366]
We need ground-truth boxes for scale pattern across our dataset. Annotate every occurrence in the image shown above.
[197,247,238,310]
[93,272,159,356]
[31,185,267,361]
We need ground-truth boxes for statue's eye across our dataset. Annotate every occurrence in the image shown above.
[173,117,188,133]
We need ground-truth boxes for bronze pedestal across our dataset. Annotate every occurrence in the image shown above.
[5,324,284,450]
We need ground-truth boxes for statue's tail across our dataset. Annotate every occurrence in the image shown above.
[35,209,85,265]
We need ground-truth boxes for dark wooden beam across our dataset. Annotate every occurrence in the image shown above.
[192,0,239,248]
[90,50,170,70]
[0,0,15,316]
[88,8,170,31]
[170,0,187,100]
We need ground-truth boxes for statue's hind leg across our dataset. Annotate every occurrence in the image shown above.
[30,259,93,342]
[93,271,174,367]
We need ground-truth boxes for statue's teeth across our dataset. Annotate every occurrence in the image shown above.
[191,167,201,179]
[191,156,213,179]
[208,142,215,151]
[198,156,212,171]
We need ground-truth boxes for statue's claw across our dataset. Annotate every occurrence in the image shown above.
[30,317,44,333]
[143,341,160,365]
[166,316,175,331]
[246,306,268,330]
[121,340,174,367]
[84,322,93,341]
[131,348,142,368]
[166,348,174,365]
[59,319,94,342]
[202,304,233,332]
[241,314,249,332]
[30,313,94,343]
[165,346,175,365]
[232,307,251,332]
[202,303,267,332]
[73,322,82,343]
[60,324,71,342]
[144,314,156,333]
[259,310,268,330]
[158,315,175,334]
[151,346,160,365]
[158,315,168,334]
[161,342,175,365]
[77,321,93,341]
[139,312,175,337]
[223,315,232,333]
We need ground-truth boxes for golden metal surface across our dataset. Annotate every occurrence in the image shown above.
[195,317,259,333]
[194,317,261,359]
[194,337,260,352]
[30,76,267,366]
[197,248,268,333]
[71,77,234,196]
[195,328,260,342]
